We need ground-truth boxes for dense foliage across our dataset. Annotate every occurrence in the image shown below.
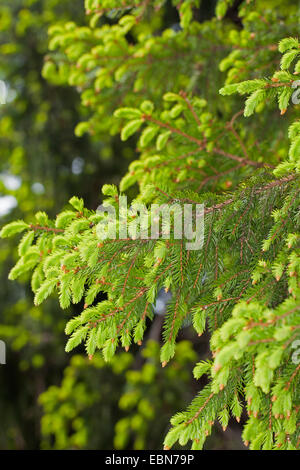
[0,0,132,449]
[1,0,299,450]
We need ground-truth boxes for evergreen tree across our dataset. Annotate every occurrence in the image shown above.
[0,0,128,448]
[1,0,299,450]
